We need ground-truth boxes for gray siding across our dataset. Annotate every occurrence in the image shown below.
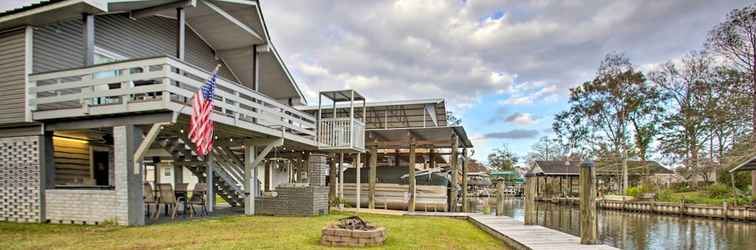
[95,14,234,79]
[0,29,28,124]
[0,125,42,138]
[33,18,84,73]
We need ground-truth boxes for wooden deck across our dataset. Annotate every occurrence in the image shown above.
[469,215,617,250]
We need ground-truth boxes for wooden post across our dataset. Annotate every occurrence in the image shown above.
[207,154,215,212]
[369,146,377,209]
[264,161,271,192]
[752,171,756,202]
[462,148,468,212]
[355,153,362,211]
[329,153,337,206]
[579,161,598,244]
[450,134,459,212]
[429,145,436,169]
[408,137,416,212]
[496,182,505,216]
[338,153,344,209]
[524,174,536,225]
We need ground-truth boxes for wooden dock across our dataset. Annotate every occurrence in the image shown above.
[469,215,617,250]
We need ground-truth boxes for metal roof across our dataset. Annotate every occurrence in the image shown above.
[730,154,756,173]
[296,98,444,111]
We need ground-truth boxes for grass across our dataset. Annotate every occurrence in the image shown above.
[658,191,750,205]
[0,212,507,250]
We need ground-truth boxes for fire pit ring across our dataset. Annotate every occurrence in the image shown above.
[320,216,386,247]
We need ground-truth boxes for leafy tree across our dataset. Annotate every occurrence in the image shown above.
[651,51,715,182]
[487,146,518,171]
[707,3,756,134]
[555,53,654,191]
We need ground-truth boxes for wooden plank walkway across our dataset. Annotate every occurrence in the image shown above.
[469,215,617,250]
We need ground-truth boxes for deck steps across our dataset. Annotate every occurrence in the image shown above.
[158,136,245,207]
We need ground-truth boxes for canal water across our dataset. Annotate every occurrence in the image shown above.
[468,197,756,250]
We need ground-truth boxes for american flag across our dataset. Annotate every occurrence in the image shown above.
[188,66,220,156]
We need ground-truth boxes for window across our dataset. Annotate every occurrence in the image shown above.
[93,47,128,105]
[164,167,171,177]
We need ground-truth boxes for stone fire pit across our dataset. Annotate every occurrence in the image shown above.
[321,216,386,247]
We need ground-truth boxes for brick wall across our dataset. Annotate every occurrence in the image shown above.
[255,186,329,216]
[45,189,117,225]
[254,154,329,216]
[0,136,42,223]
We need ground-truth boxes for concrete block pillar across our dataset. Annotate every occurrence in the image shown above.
[244,143,256,215]
[309,153,327,187]
[113,125,144,226]
[368,147,377,209]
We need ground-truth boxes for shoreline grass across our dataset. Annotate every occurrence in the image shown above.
[0,212,507,250]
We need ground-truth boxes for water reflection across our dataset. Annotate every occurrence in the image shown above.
[468,197,756,250]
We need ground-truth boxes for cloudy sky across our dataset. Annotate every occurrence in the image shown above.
[1,0,750,163]
[258,0,749,162]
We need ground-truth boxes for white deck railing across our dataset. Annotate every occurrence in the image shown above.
[318,117,365,151]
[28,56,317,144]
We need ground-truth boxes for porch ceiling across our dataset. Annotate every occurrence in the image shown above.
[0,0,107,30]
[366,126,473,149]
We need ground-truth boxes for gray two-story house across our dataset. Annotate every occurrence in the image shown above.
[0,0,369,226]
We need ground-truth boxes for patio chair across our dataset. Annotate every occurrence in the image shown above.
[175,183,189,215]
[188,183,208,217]
[143,183,158,217]
[155,183,179,220]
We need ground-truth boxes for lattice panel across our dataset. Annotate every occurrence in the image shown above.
[0,136,41,222]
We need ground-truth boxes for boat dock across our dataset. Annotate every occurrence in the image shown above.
[468,214,617,250]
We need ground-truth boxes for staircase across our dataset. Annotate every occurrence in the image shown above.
[158,134,247,207]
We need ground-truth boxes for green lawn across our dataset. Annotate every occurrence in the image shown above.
[0,212,507,250]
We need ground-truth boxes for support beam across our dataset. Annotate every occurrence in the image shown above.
[329,153,337,205]
[450,134,459,212]
[408,137,416,212]
[355,152,362,212]
[368,146,377,209]
[338,152,344,208]
[82,13,94,66]
[264,161,271,192]
[207,153,215,212]
[462,148,468,212]
[580,161,598,244]
[429,145,436,169]
[176,7,186,60]
[133,123,169,171]
[752,171,756,202]
[244,142,256,215]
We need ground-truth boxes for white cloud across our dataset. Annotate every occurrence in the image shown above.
[505,112,538,126]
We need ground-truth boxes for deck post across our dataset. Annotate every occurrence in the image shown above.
[338,152,344,208]
[264,160,271,192]
[524,174,536,225]
[329,153,337,206]
[244,142,256,215]
[450,134,459,212]
[355,153,362,211]
[207,153,215,212]
[579,161,598,244]
[462,148,468,212]
[408,136,416,212]
[369,146,377,209]
[429,145,436,169]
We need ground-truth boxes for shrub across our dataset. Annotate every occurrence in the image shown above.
[704,183,731,199]
[656,189,674,202]
[625,187,641,198]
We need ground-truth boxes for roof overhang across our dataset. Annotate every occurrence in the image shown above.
[0,0,108,30]
[730,154,756,173]
[296,98,444,111]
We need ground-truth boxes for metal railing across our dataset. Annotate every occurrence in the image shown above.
[28,56,317,143]
[318,117,365,151]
